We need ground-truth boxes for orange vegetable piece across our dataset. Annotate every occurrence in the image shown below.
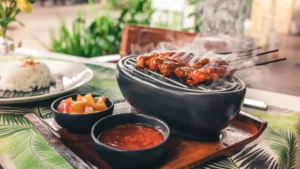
[85,101,107,111]
[57,94,108,114]
[77,95,84,101]
[66,97,73,102]
[84,93,94,103]
[57,99,72,113]
[85,106,94,114]
[95,96,107,104]
[70,101,86,114]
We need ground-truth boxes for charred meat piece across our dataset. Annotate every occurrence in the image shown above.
[187,69,211,85]
[175,67,195,81]
[170,52,193,60]
[165,51,177,57]
[187,65,236,85]
[136,53,159,69]
[205,67,224,80]
[156,57,185,77]
[137,52,192,70]
[213,58,229,66]
[174,52,195,65]
[145,57,159,71]
[193,58,210,69]
[205,65,235,79]
[145,52,170,71]
[136,52,235,85]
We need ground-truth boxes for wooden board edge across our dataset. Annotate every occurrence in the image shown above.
[176,112,268,169]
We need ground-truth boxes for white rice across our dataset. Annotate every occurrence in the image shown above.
[0,60,52,92]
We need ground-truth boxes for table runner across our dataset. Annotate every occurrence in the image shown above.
[0,58,299,169]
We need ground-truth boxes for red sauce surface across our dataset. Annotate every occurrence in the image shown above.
[98,124,164,150]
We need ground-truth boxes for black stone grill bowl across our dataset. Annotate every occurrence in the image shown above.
[116,56,246,140]
[51,93,114,133]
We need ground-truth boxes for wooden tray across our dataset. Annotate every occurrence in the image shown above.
[25,102,267,169]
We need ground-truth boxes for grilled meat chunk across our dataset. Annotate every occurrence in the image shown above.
[175,67,195,81]
[213,58,229,66]
[193,58,210,69]
[136,52,235,85]
[136,53,159,69]
[145,57,159,71]
[145,52,170,71]
[187,65,236,85]
[156,57,185,77]
[187,69,211,85]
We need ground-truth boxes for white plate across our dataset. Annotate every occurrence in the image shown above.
[0,60,94,104]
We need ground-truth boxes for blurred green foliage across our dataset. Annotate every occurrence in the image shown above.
[50,0,154,57]
[50,0,253,57]
[186,0,205,32]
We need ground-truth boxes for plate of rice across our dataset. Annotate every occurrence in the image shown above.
[0,59,93,104]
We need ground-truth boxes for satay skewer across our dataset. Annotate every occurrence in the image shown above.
[136,51,283,86]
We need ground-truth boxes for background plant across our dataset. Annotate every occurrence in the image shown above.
[0,0,35,37]
[50,0,154,57]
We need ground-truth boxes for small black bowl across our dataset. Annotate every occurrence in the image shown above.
[51,93,114,133]
[91,113,170,169]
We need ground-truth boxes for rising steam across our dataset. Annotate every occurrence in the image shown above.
[133,0,260,72]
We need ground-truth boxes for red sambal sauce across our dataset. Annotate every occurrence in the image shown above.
[98,124,164,150]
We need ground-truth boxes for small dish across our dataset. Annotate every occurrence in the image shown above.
[51,93,114,133]
[91,113,170,169]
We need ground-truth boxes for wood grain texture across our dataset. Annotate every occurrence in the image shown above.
[25,102,267,169]
[120,25,198,57]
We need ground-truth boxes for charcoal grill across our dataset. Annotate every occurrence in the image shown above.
[116,55,246,140]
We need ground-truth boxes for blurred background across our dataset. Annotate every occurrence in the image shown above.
[5,0,300,97]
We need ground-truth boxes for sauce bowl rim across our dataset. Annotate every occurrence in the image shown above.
[91,113,170,152]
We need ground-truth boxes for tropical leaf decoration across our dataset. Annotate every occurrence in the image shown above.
[114,98,126,104]
[77,83,123,101]
[196,157,239,169]
[87,64,116,78]
[296,116,300,135]
[0,114,32,126]
[76,65,124,101]
[263,127,297,169]
[196,144,277,169]
[0,105,39,116]
[196,125,298,169]
[232,144,277,169]
[242,107,300,130]
[0,114,73,169]
[38,105,52,119]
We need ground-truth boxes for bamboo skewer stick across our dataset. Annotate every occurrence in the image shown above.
[229,49,279,62]
[218,47,262,55]
[236,58,287,70]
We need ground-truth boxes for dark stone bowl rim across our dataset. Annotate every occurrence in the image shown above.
[118,55,246,95]
[91,113,171,152]
[51,93,114,116]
